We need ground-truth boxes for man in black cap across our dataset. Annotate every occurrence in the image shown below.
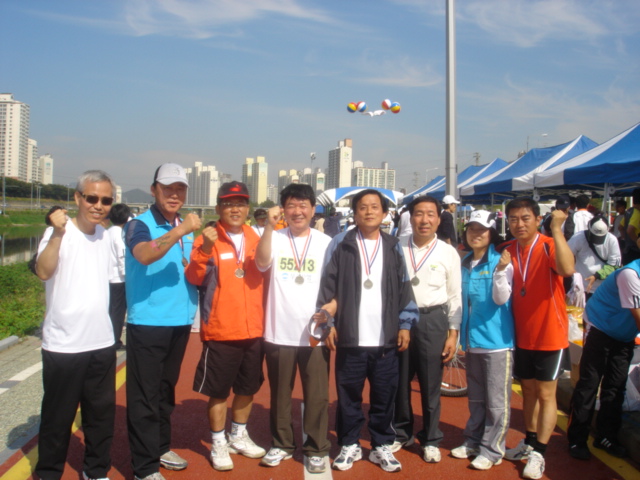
[542,195,574,241]
[252,208,268,237]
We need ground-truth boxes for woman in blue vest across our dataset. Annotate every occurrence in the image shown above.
[451,210,515,470]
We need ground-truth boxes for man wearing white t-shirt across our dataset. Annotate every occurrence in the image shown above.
[317,189,419,473]
[256,184,333,474]
[35,170,117,480]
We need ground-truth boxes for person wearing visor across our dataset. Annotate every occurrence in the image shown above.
[568,215,621,300]
[255,183,333,473]
[451,210,515,470]
[437,194,461,247]
[124,163,201,480]
[186,181,266,472]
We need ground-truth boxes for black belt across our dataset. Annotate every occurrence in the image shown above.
[419,304,445,314]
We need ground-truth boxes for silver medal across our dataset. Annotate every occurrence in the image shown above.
[295,275,305,285]
[235,268,245,278]
[411,276,420,286]
[363,278,374,289]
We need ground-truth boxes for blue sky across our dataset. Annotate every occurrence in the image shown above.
[2,0,639,193]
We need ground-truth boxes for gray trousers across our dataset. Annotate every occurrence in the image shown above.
[463,350,513,462]
[264,342,331,456]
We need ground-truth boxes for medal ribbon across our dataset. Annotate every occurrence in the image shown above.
[357,229,381,278]
[288,229,312,273]
[409,235,437,276]
[224,230,245,267]
[516,233,539,289]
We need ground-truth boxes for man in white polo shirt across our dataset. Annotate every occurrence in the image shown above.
[393,195,462,464]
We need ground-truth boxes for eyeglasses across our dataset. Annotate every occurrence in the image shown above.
[219,202,248,209]
[80,193,114,206]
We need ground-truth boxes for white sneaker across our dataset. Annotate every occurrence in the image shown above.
[134,474,165,480]
[369,445,402,473]
[451,445,480,459]
[260,448,293,467]
[389,441,403,453]
[306,455,327,473]
[211,439,233,471]
[422,445,441,463]
[82,473,110,480]
[471,454,502,470]
[332,444,362,471]
[505,439,534,461]
[523,451,545,479]
[228,430,266,458]
[159,450,187,471]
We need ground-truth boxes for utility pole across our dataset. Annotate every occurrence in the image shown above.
[445,0,457,198]
[473,152,481,166]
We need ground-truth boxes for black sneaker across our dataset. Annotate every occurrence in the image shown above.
[593,437,627,458]
[568,443,590,460]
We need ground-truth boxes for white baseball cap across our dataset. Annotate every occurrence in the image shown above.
[588,218,608,245]
[442,194,460,205]
[467,210,495,229]
[153,163,189,187]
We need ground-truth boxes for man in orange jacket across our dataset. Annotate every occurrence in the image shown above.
[186,181,266,472]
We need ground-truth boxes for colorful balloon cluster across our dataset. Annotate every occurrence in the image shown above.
[347,101,367,113]
[347,99,401,114]
[381,98,401,114]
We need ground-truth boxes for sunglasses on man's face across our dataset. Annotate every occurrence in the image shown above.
[80,193,114,206]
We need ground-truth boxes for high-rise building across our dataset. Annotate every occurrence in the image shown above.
[243,156,268,204]
[267,184,279,204]
[300,167,326,195]
[0,93,31,181]
[327,138,352,189]
[38,154,54,185]
[219,172,233,185]
[242,157,253,189]
[251,156,268,204]
[27,139,38,182]
[352,161,396,190]
[185,161,220,206]
[278,169,299,193]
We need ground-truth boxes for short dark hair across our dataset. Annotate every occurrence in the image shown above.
[408,196,441,217]
[575,194,590,209]
[280,183,316,207]
[108,203,131,225]
[506,197,540,218]
[616,199,627,209]
[632,188,640,206]
[351,189,389,213]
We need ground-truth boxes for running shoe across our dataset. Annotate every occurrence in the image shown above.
[211,439,233,471]
[522,451,545,479]
[451,445,480,459]
[228,430,266,458]
[369,445,402,473]
[332,444,362,471]
[260,448,293,467]
[505,439,533,461]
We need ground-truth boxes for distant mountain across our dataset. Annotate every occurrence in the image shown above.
[122,188,153,204]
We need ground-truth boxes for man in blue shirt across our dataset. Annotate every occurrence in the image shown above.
[567,258,640,460]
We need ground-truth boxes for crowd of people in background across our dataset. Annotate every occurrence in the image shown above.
[31,163,640,480]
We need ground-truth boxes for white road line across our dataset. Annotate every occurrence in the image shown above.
[0,362,42,396]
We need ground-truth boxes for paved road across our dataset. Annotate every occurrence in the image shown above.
[0,333,636,480]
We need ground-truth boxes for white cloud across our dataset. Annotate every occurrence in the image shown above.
[351,51,442,88]
[123,0,334,38]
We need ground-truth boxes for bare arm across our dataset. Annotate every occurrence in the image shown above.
[132,213,201,266]
[256,206,282,269]
[550,209,575,277]
[35,209,68,281]
[631,308,640,331]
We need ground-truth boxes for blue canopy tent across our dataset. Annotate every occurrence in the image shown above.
[316,187,405,208]
[401,175,446,205]
[534,122,640,193]
[460,135,598,202]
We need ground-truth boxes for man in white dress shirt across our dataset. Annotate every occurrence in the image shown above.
[393,195,462,464]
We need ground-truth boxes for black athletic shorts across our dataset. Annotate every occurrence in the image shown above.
[193,338,264,399]
[514,347,564,382]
